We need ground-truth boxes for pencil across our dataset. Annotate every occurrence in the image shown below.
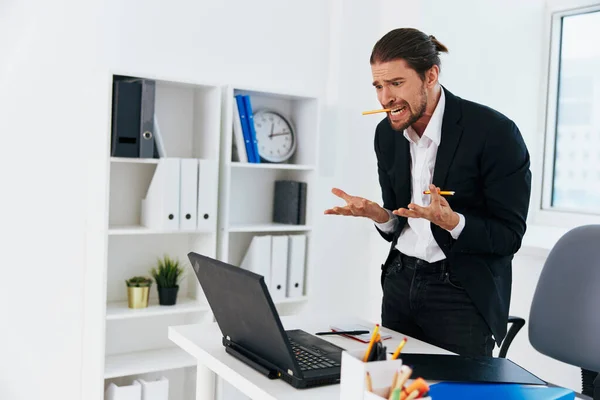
[362,108,391,115]
[365,372,373,392]
[363,324,380,362]
[423,190,455,195]
[395,365,413,391]
[387,370,399,400]
[391,337,407,360]
[390,371,398,392]
[315,330,370,336]
[400,378,429,400]
[405,389,420,400]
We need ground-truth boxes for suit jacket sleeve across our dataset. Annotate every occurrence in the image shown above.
[374,125,400,243]
[452,118,532,256]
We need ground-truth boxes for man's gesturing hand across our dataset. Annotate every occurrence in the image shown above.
[324,188,390,223]
[393,184,459,231]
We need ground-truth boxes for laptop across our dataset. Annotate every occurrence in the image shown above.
[188,252,344,389]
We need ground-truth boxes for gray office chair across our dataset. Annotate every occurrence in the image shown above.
[528,224,600,399]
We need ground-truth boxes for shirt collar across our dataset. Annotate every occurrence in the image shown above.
[403,88,445,146]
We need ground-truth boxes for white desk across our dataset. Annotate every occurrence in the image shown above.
[168,314,453,400]
[169,314,590,400]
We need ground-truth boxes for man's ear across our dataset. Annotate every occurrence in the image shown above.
[426,65,439,88]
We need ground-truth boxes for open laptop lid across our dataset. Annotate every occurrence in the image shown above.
[188,252,302,377]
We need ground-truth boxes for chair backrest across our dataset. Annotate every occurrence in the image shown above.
[529,225,600,372]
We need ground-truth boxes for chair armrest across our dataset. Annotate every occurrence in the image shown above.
[499,316,526,358]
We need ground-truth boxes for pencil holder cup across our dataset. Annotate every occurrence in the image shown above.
[339,349,404,400]
[363,391,432,400]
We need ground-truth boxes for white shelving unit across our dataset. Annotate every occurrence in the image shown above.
[106,297,211,321]
[101,74,222,400]
[104,348,197,379]
[230,161,316,171]
[108,226,213,236]
[111,156,160,164]
[98,79,321,400]
[218,85,320,308]
[227,223,313,233]
[216,85,320,400]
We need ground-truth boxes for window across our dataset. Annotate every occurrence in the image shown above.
[542,6,600,215]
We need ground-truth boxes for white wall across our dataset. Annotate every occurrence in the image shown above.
[416,0,546,151]
[0,1,107,400]
[307,0,388,320]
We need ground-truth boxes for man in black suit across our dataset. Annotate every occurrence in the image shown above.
[325,28,531,357]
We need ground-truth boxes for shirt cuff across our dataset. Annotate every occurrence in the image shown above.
[448,212,465,239]
[374,209,398,233]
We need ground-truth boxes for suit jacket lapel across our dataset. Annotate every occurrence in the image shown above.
[394,128,411,209]
[390,132,410,244]
[433,87,463,189]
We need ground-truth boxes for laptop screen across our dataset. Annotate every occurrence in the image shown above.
[188,252,298,374]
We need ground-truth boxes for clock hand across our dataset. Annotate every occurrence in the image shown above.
[270,131,290,138]
[269,122,274,139]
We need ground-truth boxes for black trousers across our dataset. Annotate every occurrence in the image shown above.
[381,251,495,357]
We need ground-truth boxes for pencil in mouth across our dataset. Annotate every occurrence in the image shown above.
[362,108,391,115]
[362,106,407,115]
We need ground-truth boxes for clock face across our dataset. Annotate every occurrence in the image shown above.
[253,110,296,163]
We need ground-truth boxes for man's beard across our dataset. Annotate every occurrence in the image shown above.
[389,88,427,132]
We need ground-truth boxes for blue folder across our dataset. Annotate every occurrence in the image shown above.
[235,95,257,163]
[242,95,261,164]
[428,382,575,400]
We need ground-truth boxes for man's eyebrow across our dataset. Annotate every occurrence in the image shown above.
[372,77,405,86]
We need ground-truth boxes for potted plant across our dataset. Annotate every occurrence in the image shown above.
[125,276,152,309]
[151,255,185,306]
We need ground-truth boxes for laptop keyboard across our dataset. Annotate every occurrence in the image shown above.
[288,338,341,371]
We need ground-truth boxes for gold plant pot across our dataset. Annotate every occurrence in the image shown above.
[127,286,150,309]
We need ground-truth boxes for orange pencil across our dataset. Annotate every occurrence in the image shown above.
[362,108,391,115]
[423,190,455,196]
[363,324,380,362]
[391,338,407,360]
[400,378,429,400]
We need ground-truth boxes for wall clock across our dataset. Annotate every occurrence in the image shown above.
[252,110,296,163]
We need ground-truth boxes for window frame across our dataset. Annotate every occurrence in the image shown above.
[533,0,600,228]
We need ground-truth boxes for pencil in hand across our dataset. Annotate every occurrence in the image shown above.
[423,190,455,196]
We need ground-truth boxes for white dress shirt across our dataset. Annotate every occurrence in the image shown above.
[375,89,465,263]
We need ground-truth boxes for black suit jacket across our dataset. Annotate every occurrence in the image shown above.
[374,87,532,345]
